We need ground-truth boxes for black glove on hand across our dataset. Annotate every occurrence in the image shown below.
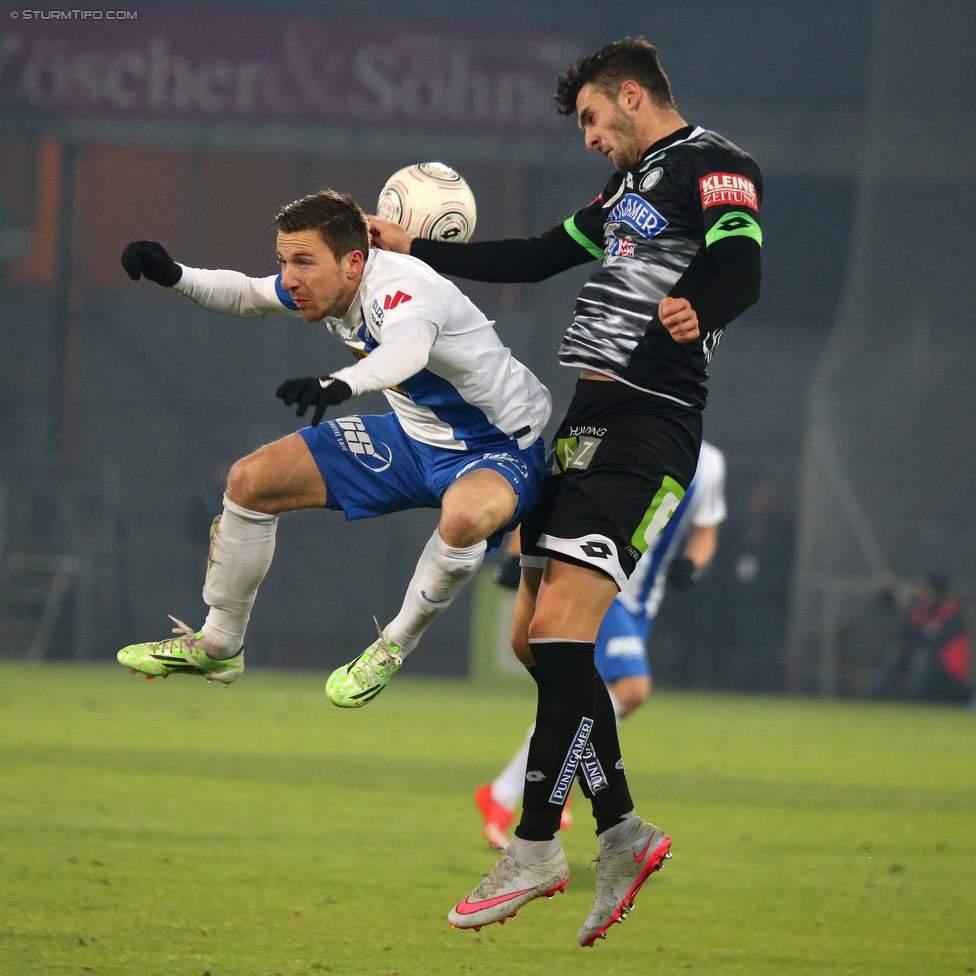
[275,376,352,427]
[493,554,522,591]
[666,555,700,592]
[120,240,183,286]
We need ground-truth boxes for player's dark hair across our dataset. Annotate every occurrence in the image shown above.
[275,189,369,260]
[555,36,675,115]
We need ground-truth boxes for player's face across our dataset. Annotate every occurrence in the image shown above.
[276,231,364,321]
[576,82,644,171]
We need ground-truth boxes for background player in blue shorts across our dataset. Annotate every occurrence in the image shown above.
[476,441,726,848]
[115,190,551,699]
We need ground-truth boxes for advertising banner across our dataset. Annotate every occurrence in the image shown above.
[0,9,579,134]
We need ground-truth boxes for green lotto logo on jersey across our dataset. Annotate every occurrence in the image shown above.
[604,193,668,240]
[332,417,393,472]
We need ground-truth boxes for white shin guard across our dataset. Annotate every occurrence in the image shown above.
[384,529,486,656]
[201,496,278,656]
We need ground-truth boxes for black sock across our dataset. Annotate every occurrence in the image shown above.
[515,640,596,842]
[587,674,634,833]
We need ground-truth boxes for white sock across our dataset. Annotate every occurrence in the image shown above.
[492,723,534,811]
[607,687,627,724]
[200,496,277,657]
[383,529,486,656]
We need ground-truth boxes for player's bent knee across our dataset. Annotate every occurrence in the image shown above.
[225,456,259,509]
[613,676,651,714]
[437,509,485,548]
[225,453,280,513]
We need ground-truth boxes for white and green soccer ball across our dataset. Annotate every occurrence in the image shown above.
[376,162,477,242]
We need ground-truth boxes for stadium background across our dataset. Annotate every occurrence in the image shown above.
[0,0,972,697]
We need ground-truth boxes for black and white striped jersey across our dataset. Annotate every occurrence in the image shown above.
[560,125,762,408]
[408,124,762,410]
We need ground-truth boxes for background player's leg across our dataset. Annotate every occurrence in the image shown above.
[201,433,326,657]
[609,676,652,716]
[383,469,516,654]
[510,565,543,666]
[594,598,655,720]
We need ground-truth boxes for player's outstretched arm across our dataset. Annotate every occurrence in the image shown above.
[369,216,594,284]
[120,240,299,320]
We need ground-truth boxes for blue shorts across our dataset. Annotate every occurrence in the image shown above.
[299,413,546,552]
[594,598,654,684]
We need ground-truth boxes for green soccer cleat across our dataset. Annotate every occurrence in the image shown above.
[325,620,403,708]
[117,616,244,686]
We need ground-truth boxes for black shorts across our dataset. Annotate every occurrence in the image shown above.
[521,379,702,587]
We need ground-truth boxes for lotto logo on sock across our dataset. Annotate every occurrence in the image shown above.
[549,716,593,806]
[332,418,393,472]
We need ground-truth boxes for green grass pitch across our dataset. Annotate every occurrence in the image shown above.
[1,662,974,976]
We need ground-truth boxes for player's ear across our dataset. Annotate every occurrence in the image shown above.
[619,79,642,110]
[347,248,366,277]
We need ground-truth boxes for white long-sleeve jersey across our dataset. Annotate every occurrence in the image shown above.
[173,248,552,452]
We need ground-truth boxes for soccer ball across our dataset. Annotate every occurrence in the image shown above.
[376,162,477,243]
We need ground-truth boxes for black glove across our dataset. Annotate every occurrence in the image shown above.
[666,555,700,592]
[493,554,522,591]
[120,240,183,286]
[275,376,352,427]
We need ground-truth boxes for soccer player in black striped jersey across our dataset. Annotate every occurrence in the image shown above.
[371,36,761,945]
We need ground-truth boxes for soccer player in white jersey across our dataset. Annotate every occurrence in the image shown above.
[476,441,726,848]
[115,190,551,697]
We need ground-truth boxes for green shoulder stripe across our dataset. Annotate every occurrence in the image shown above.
[705,211,762,248]
[563,215,605,260]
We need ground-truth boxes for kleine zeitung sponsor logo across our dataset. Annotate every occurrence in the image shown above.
[699,172,759,210]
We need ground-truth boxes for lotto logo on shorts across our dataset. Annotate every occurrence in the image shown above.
[334,418,393,473]
[699,172,759,210]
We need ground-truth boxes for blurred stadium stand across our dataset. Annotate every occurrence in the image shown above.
[787,0,976,695]
[1,1,971,691]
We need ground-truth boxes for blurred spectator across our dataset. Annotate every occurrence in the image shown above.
[870,575,973,704]
[730,482,794,691]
